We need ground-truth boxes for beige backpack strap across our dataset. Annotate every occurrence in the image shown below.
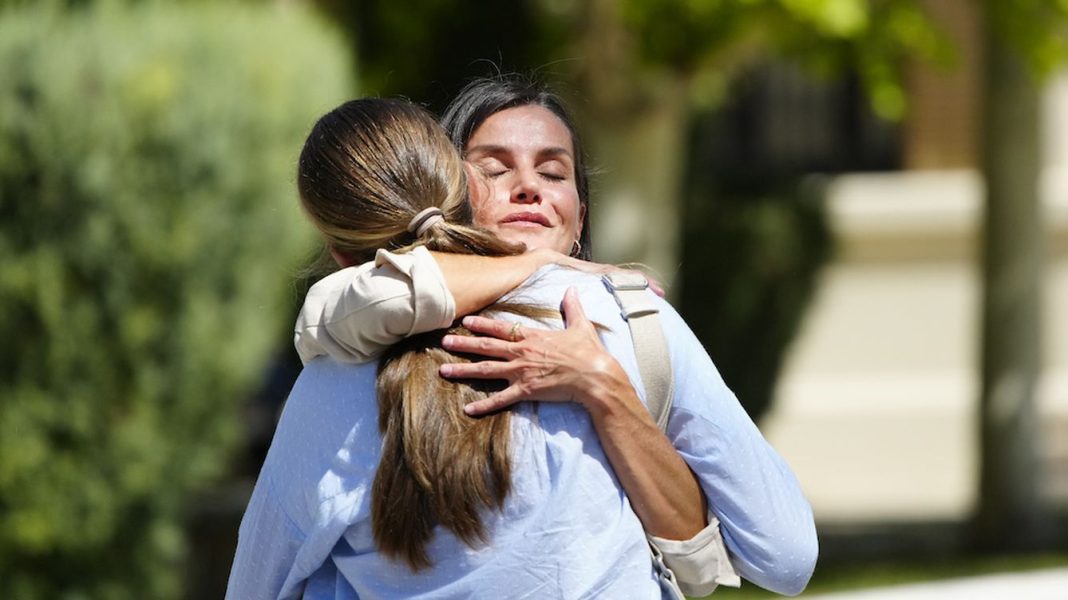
[602,273,674,432]
[604,272,741,596]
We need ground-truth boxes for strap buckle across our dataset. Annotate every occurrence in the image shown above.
[602,271,650,292]
[602,273,659,320]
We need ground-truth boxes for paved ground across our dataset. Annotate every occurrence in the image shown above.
[800,567,1068,599]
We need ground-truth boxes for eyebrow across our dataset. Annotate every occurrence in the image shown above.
[466,144,573,162]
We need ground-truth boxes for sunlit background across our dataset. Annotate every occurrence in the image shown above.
[0,0,1065,598]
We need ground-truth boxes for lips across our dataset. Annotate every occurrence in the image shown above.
[501,211,551,227]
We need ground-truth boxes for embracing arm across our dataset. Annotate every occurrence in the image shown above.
[441,289,706,540]
[295,247,562,364]
[441,285,817,596]
[431,248,562,316]
[294,246,648,365]
[562,335,708,540]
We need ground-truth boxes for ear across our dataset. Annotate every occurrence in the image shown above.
[577,202,587,238]
[330,246,358,268]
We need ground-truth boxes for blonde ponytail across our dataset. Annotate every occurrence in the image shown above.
[298,98,539,569]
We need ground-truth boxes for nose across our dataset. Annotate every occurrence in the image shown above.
[511,171,541,204]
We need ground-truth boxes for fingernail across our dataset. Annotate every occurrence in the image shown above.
[463,403,477,415]
[442,335,456,348]
[461,316,476,327]
[440,364,453,376]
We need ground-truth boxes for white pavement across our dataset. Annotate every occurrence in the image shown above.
[799,567,1068,599]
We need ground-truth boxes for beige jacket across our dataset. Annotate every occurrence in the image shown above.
[294,246,455,365]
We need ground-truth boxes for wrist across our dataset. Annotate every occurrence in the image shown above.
[575,355,639,420]
[527,247,562,269]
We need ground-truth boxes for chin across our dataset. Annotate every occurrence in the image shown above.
[499,233,545,252]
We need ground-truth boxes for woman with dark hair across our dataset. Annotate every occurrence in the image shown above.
[292,76,817,597]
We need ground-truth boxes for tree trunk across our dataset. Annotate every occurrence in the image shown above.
[569,0,691,292]
[973,6,1046,550]
[583,88,689,290]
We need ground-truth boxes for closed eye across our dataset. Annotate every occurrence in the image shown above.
[473,158,509,179]
[537,158,569,182]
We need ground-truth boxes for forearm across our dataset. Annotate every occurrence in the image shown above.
[295,248,563,365]
[295,247,456,364]
[430,248,558,316]
[580,359,707,540]
[438,287,707,539]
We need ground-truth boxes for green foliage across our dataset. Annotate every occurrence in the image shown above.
[537,0,947,119]
[984,0,1068,77]
[0,3,352,598]
[315,0,547,110]
[767,0,949,119]
[629,0,1053,120]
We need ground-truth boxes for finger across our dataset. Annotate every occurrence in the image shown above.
[463,386,527,416]
[441,334,514,359]
[439,360,514,380]
[647,277,666,298]
[460,315,523,340]
[560,287,592,330]
[561,256,612,275]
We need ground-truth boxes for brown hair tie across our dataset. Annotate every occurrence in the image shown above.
[407,207,445,236]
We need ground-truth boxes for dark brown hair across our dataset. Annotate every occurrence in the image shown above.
[298,98,550,570]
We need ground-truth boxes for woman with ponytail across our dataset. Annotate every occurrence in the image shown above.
[291,98,538,573]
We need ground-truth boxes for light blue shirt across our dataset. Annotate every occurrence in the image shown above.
[227,267,817,599]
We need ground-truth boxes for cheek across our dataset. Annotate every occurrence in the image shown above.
[468,193,497,228]
[562,189,582,225]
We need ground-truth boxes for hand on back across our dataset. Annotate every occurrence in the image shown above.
[440,287,628,416]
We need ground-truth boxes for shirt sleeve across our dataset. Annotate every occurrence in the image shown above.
[657,299,819,597]
[293,246,457,365]
[226,475,307,600]
[648,509,741,597]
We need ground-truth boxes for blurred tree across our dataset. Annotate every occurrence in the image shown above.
[537,0,942,421]
[540,0,942,286]
[973,0,1068,551]
[678,61,901,420]
[314,0,553,113]
[0,3,351,598]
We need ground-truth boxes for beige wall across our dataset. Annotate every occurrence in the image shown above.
[762,162,1068,522]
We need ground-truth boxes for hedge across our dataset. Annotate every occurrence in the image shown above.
[0,3,352,597]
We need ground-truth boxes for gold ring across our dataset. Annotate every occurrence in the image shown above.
[509,322,522,342]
